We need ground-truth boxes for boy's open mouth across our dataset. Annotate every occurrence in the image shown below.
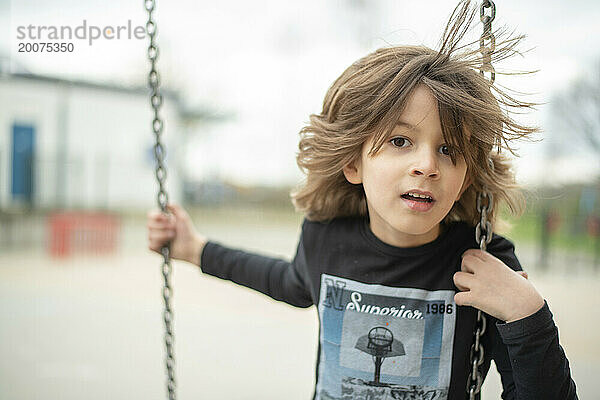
[401,192,435,203]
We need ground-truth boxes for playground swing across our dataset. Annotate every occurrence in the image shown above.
[144,1,498,399]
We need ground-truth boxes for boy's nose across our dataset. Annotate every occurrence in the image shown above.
[410,152,439,178]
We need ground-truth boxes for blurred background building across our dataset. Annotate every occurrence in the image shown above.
[0,69,185,211]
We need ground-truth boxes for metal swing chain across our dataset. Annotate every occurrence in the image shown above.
[466,1,496,399]
[467,190,493,399]
[479,0,496,85]
[144,1,177,399]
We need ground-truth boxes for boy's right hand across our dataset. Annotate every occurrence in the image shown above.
[147,204,207,265]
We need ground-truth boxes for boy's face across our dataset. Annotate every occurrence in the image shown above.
[343,84,471,248]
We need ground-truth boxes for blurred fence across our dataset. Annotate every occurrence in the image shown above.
[0,210,121,257]
[47,212,120,257]
[0,206,598,273]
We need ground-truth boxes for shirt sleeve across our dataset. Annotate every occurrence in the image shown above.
[485,235,578,399]
[491,300,578,399]
[197,219,314,308]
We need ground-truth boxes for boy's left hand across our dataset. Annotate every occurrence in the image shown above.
[453,249,545,323]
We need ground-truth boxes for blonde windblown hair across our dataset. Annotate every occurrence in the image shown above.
[291,0,539,230]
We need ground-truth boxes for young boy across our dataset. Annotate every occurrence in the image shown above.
[148,2,577,399]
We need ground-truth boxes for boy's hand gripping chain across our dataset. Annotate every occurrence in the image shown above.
[467,1,496,399]
[145,1,177,399]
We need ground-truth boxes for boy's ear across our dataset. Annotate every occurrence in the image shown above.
[343,160,362,184]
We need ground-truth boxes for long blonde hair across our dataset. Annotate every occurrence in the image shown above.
[291,0,539,230]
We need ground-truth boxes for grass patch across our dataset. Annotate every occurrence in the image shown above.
[503,211,599,257]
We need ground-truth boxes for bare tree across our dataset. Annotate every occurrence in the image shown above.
[549,59,600,161]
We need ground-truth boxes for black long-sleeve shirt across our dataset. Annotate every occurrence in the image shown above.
[199,216,578,399]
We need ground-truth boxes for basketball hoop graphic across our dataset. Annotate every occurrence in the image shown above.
[355,327,406,386]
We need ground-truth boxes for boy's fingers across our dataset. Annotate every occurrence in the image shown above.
[453,271,474,291]
[454,291,471,307]
[150,229,174,238]
[147,220,174,230]
[147,210,170,222]
[460,256,478,274]
[167,204,180,215]
[167,204,188,220]
[148,236,173,251]
[462,249,486,260]
[147,210,165,220]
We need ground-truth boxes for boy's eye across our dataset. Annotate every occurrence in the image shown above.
[390,137,409,148]
[440,145,460,157]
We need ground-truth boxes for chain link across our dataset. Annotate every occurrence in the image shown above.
[145,1,176,399]
[466,2,496,398]
[479,0,496,85]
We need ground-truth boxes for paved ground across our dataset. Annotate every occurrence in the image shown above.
[0,211,597,399]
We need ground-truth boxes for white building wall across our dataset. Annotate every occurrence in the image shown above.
[0,75,184,211]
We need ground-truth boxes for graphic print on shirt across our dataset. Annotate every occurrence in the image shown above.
[316,273,457,400]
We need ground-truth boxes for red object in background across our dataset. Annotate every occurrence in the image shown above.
[587,215,600,237]
[48,212,121,257]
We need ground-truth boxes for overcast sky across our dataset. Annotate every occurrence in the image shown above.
[2,0,600,187]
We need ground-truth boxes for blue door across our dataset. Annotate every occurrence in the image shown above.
[11,124,35,204]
